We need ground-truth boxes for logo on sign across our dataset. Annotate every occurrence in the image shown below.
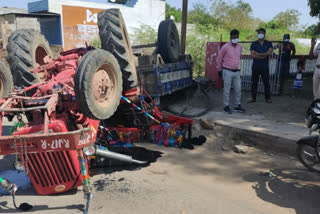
[86,9,97,23]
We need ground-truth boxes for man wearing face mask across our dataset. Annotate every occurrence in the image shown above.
[248,28,273,103]
[216,29,245,114]
[274,34,296,94]
[309,38,320,99]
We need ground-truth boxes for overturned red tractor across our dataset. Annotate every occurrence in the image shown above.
[0,8,193,213]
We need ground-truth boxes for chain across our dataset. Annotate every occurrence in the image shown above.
[13,137,18,162]
[19,137,28,174]
[23,138,28,173]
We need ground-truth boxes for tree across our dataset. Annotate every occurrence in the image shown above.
[304,23,320,37]
[211,0,254,30]
[273,9,300,30]
[188,3,218,26]
[165,3,182,22]
[308,0,320,18]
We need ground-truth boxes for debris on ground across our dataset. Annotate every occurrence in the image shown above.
[222,145,232,151]
[192,120,201,132]
[200,118,214,130]
[259,171,276,178]
[233,145,249,154]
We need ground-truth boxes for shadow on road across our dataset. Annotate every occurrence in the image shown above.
[243,168,320,214]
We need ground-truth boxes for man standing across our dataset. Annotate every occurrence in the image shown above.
[274,34,296,94]
[309,38,320,99]
[217,29,245,114]
[248,28,273,103]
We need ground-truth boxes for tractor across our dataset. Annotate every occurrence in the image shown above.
[0,9,193,213]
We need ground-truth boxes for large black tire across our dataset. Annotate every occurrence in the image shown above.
[98,9,138,92]
[75,49,123,120]
[6,29,52,88]
[157,20,180,63]
[0,59,13,98]
[297,144,320,173]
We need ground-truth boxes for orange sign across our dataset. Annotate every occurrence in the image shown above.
[62,5,104,50]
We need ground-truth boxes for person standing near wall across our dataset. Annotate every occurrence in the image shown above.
[274,34,296,94]
[309,38,320,99]
[248,28,273,103]
[216,29,245,114]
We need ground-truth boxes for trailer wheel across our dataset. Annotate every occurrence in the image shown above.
[98,9,138,92]
[6,29,52,88]
[0,60,13,98]
[75,49,123,120]
[157,20,180,63]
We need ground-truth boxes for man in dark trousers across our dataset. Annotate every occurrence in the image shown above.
[248,28,273,103]
[274,34,296,94]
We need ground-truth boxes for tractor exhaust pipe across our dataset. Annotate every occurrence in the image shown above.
[94,146,148,165]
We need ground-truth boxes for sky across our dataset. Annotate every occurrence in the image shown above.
[167,0,318,27]
[0,0,318,27]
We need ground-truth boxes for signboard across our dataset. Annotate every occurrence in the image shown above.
[205,42,226,89]
[62,5,104,50]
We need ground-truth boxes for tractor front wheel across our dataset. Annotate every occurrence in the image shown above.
[75,49,123,120]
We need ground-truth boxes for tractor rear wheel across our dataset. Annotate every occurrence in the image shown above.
[0,59,13,98]
[157,20,180,63]
[75,49,123,120]
[98,9,138,92]
[6,29,52,88]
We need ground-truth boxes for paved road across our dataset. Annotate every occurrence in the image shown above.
[0,129,319,214]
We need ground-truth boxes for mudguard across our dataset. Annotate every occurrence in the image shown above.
[297,135,318,147]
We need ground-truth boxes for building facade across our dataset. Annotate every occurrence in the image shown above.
[28,0,165,49]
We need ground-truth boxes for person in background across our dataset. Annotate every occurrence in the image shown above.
[274,34,296,94]
[293,61,304,97]
[216,29,245,114]
[309,38,320,99]
[248,28,273,103]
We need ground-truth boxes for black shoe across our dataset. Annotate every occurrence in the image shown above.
[223,106,232,114]
[247,98,256,103]
[266,98,272,103]
[234,105,245,113]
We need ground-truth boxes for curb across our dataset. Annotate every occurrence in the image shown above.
[214,122,297,156]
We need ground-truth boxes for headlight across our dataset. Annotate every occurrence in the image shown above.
[83,145,96,156]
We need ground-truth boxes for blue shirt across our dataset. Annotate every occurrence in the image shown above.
[250,40,273,68]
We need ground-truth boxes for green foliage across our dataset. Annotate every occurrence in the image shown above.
[308,0,320,18]
[131,24,157,45]
[273,9,300,30]
[165,3,182,22]
[188,3,218,26]
[304,23,320,37]
[90,37,101,48]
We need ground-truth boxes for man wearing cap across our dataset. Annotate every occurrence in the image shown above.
[216,29,245,114]
[248,28,273,103]
[274,34,296,94]
[310,38,320,99]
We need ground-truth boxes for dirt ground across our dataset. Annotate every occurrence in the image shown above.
[0,127,319,214]
[0,89,317,214]
[166,87,310,125]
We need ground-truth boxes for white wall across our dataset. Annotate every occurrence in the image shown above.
[29,0,165,35]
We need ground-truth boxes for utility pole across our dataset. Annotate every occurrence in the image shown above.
[180,0,188,55]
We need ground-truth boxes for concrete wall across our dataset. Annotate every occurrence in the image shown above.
[0,15,41,49]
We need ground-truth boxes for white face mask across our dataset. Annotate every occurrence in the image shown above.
[258,33,265,39]
[231,38,239,44]
[284,39,290,42]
